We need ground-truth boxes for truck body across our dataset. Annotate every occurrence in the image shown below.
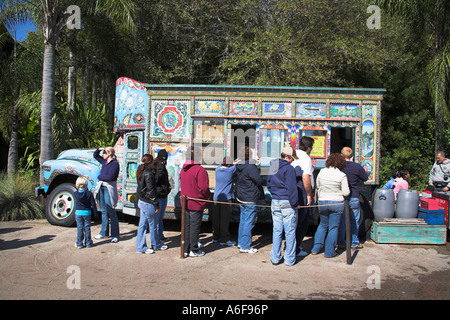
[38,77,385,226]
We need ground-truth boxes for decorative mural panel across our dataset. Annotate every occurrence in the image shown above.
[194,100,226,115]
[114,77,148,131]
[330,103,359,118]
[262,101,292,117]
[150,100,190,138]
[296,102,326,118]
[230,100,258,116]
[361,104,377,182]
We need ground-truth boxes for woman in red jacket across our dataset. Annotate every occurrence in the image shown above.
[180,146,211,257]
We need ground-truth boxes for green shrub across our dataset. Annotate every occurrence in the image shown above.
[0,172,44,221]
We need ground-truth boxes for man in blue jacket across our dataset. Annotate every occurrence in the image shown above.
[267,146,300,266]
[236,146,264,254]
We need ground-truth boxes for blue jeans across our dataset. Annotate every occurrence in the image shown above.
[312,201,344,257]
[338,197,360,247]
[270,199,298,265]
[136,200,158,252]
[75,215,93,247]
[99,186,119,238]
[238,203,257,250]
[157,198,167,241]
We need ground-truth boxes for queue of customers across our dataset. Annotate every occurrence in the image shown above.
[74,141,369,265]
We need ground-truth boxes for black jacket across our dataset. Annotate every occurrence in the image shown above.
[137,167,159,209]
[155,162,171,198]
[235,161,264,203]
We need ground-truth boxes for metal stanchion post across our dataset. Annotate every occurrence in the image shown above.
[345,199,351,265]
[180,195,186,259]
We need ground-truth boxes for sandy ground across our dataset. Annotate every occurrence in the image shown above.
[0,218,449,302]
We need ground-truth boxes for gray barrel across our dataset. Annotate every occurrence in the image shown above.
[373,189,395,221]
[395,189,419,219]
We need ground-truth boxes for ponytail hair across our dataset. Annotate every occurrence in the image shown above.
[136,154,154,181]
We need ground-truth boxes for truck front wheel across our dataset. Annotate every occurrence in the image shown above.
[45,183,77,227]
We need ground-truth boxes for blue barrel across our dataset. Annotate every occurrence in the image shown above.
[395,189,419,219]
[373,189,395,221]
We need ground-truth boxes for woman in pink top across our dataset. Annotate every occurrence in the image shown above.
[393,170,410,199]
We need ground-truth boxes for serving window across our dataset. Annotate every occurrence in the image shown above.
[259,127,288,166]
[193,118,225,165]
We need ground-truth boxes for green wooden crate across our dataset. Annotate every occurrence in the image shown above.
[370,220,447,245]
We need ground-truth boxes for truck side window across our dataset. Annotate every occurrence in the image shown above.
[127,135,138,150]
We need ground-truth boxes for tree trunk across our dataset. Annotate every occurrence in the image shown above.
[40,42,56,185]
[7,109,19,175]
[434,82,445,153]
[433,0,446,154]
[68,50,76,111]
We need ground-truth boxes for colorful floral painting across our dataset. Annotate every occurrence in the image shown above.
[114,78,148,131]
[151,100,190,138]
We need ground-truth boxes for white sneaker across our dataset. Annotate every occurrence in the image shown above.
[220,240,236,247]
[111,237,118,243]
[137,249,154,254]
[198,242,204,248]
[189,250,205,257]
[240,247,258,254]
[157,245,168,251]
[94,234,107,240]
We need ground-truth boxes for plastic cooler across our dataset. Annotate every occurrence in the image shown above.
[418,208,445,225]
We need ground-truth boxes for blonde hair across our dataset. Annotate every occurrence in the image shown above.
[104,147,115,157]
[76,177,88,189]
[341,147,353,160]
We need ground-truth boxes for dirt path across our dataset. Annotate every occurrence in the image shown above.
[0,219,448,301]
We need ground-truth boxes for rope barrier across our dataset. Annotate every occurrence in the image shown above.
[185,196,345,209]
[181,195,353,265]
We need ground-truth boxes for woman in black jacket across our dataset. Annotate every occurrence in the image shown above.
[155,149,172,242]
[136,154,164,254]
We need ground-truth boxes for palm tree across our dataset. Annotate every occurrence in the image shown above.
[376,0,450,153]
[1,0,135,184]
[0,7,33,174]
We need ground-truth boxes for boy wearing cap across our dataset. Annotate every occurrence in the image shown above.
[267,146,300,266]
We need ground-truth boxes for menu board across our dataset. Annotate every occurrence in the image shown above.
[310,135,327,158]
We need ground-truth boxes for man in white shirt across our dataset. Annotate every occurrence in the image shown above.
[292,136,315,256]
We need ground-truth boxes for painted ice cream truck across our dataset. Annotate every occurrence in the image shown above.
[38,77,385,227]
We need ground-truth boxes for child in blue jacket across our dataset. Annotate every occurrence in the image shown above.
[74,177,98,248]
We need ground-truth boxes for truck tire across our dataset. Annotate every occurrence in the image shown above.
[45,183,77,227]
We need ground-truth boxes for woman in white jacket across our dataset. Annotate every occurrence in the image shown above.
[311,153,350,258]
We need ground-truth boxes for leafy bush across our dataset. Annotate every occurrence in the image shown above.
[0,172,44,221]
